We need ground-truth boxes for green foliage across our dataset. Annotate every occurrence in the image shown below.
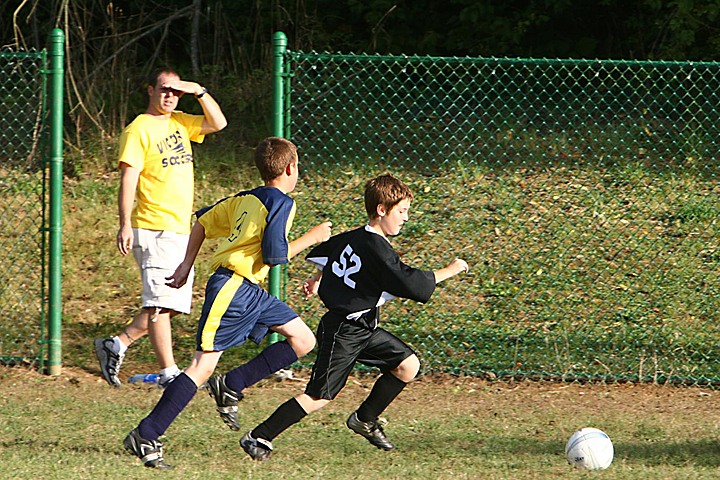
[5,0,720,176]
[269,156,720,384]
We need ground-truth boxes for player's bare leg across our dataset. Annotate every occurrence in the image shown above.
[271,317,316,357]
[295,394,330,413]
[390,353,420,383]
[184,350,223,387]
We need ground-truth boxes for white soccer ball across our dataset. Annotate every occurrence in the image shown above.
[565,427,614,470]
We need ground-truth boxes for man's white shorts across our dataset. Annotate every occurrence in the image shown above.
[132,228,194,314]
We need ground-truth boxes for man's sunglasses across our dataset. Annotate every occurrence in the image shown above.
[158,87,183,95]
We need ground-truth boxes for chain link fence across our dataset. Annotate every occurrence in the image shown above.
[0,49,50,366]
[278,46,720,386]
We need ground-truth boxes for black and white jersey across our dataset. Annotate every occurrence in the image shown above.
[306,225,436,323]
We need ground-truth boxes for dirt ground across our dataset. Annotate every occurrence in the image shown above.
[4,363,718,422]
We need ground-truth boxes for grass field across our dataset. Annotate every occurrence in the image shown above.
[2,366,720,479]
[4,144,720,478]
[57,156,720,384]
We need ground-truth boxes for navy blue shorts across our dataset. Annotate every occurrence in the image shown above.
[304,311,415,400]
[196,267,298,351]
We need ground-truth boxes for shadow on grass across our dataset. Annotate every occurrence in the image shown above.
[489,436,720,468]
[613,439,720,467]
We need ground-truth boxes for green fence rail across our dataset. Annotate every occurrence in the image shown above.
[275,32,720,386]
[0,29,64,373]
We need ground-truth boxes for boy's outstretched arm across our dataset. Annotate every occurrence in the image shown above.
[288,221,332,259]
[166,221,207,288]
[434,258,469,284]
[302,268,323,298]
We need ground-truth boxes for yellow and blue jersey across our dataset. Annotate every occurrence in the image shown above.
[196,186,296,284]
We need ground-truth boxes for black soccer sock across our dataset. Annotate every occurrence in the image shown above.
[252,397,308,441]
[224,340,298,392]
[356,373,407,423]
[137,372,198,440]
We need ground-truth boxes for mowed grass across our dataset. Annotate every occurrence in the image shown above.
[1,366,720,480]
[3,144,718,479]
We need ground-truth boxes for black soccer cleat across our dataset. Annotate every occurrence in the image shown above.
[346,411,395,450]
[206,374,244,431]
[240,431,273,461]
[123,428,172,469]
[94,338,124,387]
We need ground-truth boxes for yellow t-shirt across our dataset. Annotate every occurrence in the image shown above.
[118,111,205,234]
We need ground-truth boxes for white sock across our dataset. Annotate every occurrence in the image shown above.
[112,336,128,355]
[160,365,181,381]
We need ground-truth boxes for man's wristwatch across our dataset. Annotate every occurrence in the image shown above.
[196,87,208,98]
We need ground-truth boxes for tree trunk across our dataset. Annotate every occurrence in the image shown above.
[190,0,201,76]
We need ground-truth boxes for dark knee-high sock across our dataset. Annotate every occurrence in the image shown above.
[224,340,298,392]
[137,372,198,440]
[252,397,308,441]
[356,373,407,422]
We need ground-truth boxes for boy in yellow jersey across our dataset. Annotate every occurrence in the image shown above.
[95,67,227,388]
[123,137,332,469]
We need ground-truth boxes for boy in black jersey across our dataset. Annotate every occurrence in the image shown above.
[240,173,469,460]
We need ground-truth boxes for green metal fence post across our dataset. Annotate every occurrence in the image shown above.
[267,31,288,344]
[47,28,64,375]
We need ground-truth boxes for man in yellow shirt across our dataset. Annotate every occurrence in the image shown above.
[94,67,227,388]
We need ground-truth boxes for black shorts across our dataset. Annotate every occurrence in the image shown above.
[304,311,415,400]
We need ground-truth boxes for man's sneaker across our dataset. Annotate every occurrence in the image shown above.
[123,428,172,469]
[94,338,124,387]
[158,371,181,390]
[240,431,273,461]
[206,374,244,431]
[346,411,395,450]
